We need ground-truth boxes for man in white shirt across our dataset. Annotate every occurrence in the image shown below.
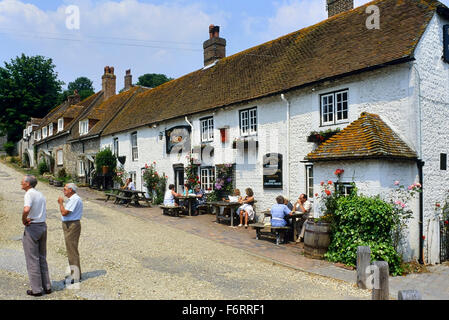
[58,183,83,283]
[21,175,52,296]
[293,193,313,242]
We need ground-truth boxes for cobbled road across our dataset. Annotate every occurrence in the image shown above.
[0,162,370,300]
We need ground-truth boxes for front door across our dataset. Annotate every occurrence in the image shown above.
[174,166,185,194]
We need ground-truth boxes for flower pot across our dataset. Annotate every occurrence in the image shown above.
[102,166,109,175]
[304,220,331,260]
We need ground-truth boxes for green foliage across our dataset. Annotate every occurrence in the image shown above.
[57,168,67,179]
[142,162,167,205]
[59,77,95,103]
[185,154,200,188]
[136,73,173,88]
[95,147,117,173]
[3,141,15,156]
[38,161,49,175]
[0,54,63,143]
[324,193,403,275]
[307,128,341,144]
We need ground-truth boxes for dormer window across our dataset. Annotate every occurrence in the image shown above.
[42,127,48,139]
[48,123,53,136]
[79,119,89,135]
[58,118,64,132]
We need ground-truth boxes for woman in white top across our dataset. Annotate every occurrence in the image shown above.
[164,184,181,205]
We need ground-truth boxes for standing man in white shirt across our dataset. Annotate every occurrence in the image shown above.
[21,175,52,296]
[57,183,83,283]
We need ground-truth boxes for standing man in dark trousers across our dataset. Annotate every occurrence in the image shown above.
[21,175,52,296]
[58,183,83,283]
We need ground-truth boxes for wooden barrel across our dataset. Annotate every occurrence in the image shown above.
[304,220,331,260]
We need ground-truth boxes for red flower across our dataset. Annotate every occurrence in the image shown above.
[325,190,331,196]
[328,181,333,185]
[320,181,324,186]
[315,193,319,197]
[445,221,449,225]
[422,236,426,240]
[436,203,441,208]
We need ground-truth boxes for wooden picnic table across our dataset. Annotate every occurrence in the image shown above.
[106,188,151,207]
[177,195,198,216]
[207,201,242,227]
[262,210,305,242]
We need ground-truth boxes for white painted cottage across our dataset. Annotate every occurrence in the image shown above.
[99,0,449,264]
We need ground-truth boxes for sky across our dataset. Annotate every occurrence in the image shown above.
[1,0,448,91]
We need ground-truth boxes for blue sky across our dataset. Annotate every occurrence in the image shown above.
[1,0,448,92]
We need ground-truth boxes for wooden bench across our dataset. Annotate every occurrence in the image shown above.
[197,204,210,215]
[160,205,184,217]
[114,194,133,207]
[104,189,120,202]
[251,223,292,245]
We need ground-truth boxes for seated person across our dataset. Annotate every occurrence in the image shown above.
[163,184,182,206]
[270,195,293,227]
[122,178,136,191]
[283,197,294,211]
[223,189,242,216]
[293,193,312,242]
[192,184,206,215]
[183,183,194,196]
[237,188,255,228]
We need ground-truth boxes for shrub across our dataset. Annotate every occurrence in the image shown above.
[57,168,67,179]
[142,162,167,205]
[324,193,403,276]
[38,161,49,175]
[95,147,117,173]
[3,142,15,156]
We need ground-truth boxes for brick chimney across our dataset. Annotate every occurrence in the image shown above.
[203,25,226,67]
[102,66,116,100]
[67,89,80,105]
[327,0,353,18]
[124,69,132,91]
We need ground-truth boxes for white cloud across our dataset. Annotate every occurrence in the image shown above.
[0,0,227,90]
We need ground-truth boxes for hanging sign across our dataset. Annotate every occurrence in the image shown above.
[263,153,283,189]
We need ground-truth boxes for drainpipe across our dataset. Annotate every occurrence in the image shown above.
[412,63,424,264]
[185,116,193,155]
[281,94,290,199]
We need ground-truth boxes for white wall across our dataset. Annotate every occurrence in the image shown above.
[413,13,449,264]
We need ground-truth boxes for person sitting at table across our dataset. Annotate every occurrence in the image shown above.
[293,193,312,242]
[163,184,182,206]
[182,183,194,196]
[237,188,255,228]
[283,197,294,211]
[192,185,206,215]
[222,189,242,217]
[122,178,136,191]
[271,195,293,227]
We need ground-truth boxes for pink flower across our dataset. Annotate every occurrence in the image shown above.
[394,181,400,186]
[408,185,414,190]
[401,203,406,209]
[395,200,401,205]
[415,183,421,188]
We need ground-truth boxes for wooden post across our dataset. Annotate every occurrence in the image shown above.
[398,290,422,300]
[371,261,389,300]
[357,246,371,289]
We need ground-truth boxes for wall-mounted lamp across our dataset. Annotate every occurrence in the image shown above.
[153,124,158,128]
[159,131,164,140]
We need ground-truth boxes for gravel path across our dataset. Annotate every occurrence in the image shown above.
[0,162,370,300]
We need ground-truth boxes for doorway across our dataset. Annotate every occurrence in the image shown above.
[173,165,185,194]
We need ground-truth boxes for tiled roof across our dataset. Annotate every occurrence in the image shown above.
[69,86,148,141]
[305,112,418,162]
[35,91,103,143]
[103,0,443,135]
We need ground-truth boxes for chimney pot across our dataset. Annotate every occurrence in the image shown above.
[203,25,226,66]
[124,69,132,91]
[102,65,116,100]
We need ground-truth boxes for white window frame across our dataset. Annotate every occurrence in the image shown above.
[336,182,354,197]
[200,167,215,192]
[23,129,27,139]
[131,132,138,161]
[320,90,348,126]
[27,126,32,135]
[48,123,53,136]
[42,127,47,139]
[33,131,37,140]
[113,138,119,157]
[37,130,41,141]
[200,117,214,142]
[57,149,63,166]
[57,118,64,132]
[78,160,85,177]
[239,107,257,136]
[79,119,89,135]
[306,165,314,200]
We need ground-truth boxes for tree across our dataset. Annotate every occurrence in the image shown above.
[0,54,63,142]
[60,76,95,103]
[136,73,173,88]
